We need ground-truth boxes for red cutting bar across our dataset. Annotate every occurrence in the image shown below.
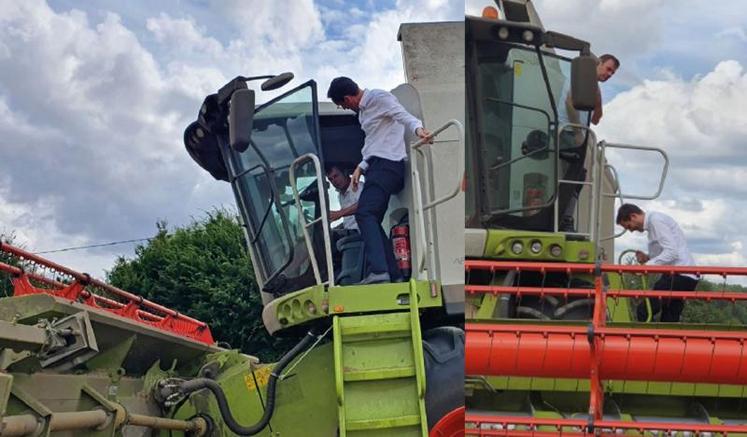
[466,259,747,433]
[465,414,747,436]
[465,259,747,277]
[0,244,214,344]
[468,431,582,437]
[466,323,747,384]
[0,261,162,322]
[465,284,747,302]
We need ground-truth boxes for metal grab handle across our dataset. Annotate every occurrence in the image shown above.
[410,119,464,277]
[555,124,599,239]
[599,164,626,242]
[411,166,429,276]
[411,119,465,210]
[600,141,669,200]
[482,98,552,173]
[289,153,335,287]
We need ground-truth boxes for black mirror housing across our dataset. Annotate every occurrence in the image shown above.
[571,55,597,112]
[229,89,255,152]
[261,72,294,91]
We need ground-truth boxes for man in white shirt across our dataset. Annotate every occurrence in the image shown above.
[326,165,362,230]
[616,203,699,322]
[326,165,362,280]
[327,77,431,284]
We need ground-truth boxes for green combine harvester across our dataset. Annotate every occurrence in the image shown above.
[0,21,465,437]
[464,1,747,435]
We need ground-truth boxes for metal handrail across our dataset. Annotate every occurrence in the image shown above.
[599,140,669,200]
[410,119,464,276]
[554,124,598,240]
[288,153,335,287]
[481,98,553,173]
[411,119,465,210]
[465,259,747,277]
[599,163,626,242]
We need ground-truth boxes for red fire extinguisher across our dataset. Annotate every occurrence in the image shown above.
[391,223,411,281]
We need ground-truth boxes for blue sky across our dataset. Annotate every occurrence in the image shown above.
[0,0,461,278]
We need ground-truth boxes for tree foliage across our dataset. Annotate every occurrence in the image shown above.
[681,279,747,325]
[107,210,295,361]
[0,233,21,298]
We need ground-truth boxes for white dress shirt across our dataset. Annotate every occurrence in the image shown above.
[557,80,590,128]
[337,180,363,230]
[357,89,423,171]
[644,211,696,278]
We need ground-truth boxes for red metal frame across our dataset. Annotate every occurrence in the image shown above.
[466,284,747,302]
[430,406,465,437]
[465,259,747,434]
[466,414,747,436]
[0,243,214,344]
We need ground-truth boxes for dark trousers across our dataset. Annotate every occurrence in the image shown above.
[330,228,359,277]
[637,274,699,322]
[355,157,405,279]
[558,131,587,222]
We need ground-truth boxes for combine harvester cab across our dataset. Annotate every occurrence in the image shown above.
[465,1,747,435]
[177,18,464,436]
[0,21,465,437]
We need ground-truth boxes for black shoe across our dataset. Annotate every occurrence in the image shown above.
[559,216,575,232]
[358,272,391,285]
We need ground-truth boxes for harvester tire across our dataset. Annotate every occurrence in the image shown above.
[423,326,464,429]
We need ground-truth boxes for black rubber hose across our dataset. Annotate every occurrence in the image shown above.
[179,329,319,435]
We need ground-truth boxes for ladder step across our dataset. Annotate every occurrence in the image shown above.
[344,366,416,381]
[346,414,422,431]
[340,318,410,338]
[341,330,411,342]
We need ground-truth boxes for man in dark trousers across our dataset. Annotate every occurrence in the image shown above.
[558,54,620,231]
[327,77,431,284]
[616,203,699,322]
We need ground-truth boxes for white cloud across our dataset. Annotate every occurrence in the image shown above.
[600,60,747,269]
[0,0,461,278]
[208,0,325,51]
[716,26,747,43]
[599,60,747,162]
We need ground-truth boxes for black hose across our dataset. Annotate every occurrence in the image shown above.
[179,329,319,435]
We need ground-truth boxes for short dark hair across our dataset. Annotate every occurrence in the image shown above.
[325,164,341,175]
[325,164,350,176]
[599,54,620,69]
[327,77,359,104]
[616,203,643,224]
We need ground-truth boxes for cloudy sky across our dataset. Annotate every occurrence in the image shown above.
[467,0,747,278]
[0,0,462,279]
[4,0,747,285]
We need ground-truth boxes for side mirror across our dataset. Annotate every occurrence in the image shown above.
[571,55,597,111]
[261,72,294,91]
[229,88,255,152]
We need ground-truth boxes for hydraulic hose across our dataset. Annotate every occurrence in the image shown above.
[178,328,319,435]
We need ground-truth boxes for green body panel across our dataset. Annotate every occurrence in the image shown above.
[171,344,338,436]
[467,387,747,435]
[266,280,442,332]
[483,229,595,262]
[0,280,449,436]
[4,372,162,436]
[476,375,747,398]
[333,280,428,437]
